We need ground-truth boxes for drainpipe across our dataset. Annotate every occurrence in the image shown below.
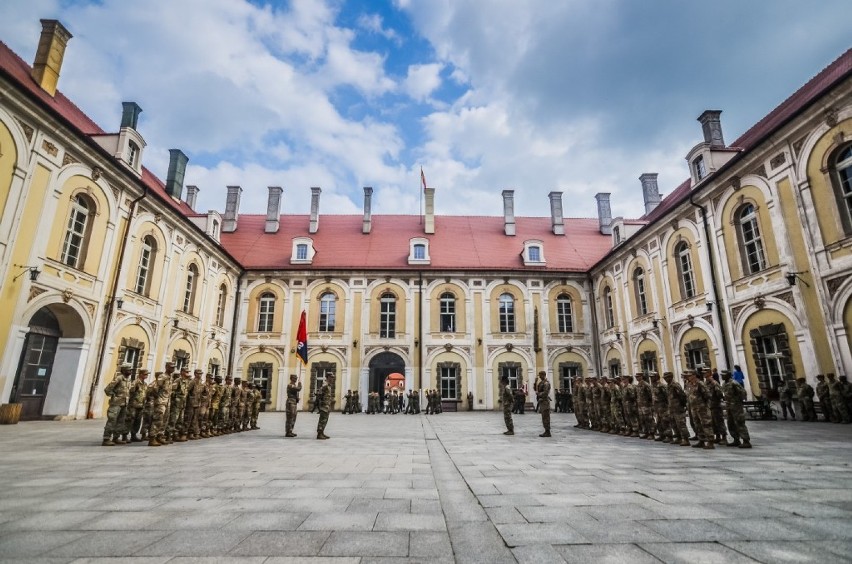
[587,274,603,376]
[227,271,246,376]
[689,192,733,370]
[87,187,147,418]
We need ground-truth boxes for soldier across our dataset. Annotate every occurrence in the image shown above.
[126,368,149,442]
[536,371,552,437]
[231,377,243,431]
[664,371,690,446]
[599,377,612,433]
[199,373,213,437]
[285,374,302,437]
[148,369,173,447]
[501,375,514,435]
[240,379,251,430]
[208,374,222,436]
[635,373,654,439]
[220,375,233,433]
[251,382,263,429]
[573,379,586,429]
[140,370,156,441]
[704,369,728,444]
[827,373,850,423]
[102,363,132,446]
[354,390,362,413]
[684,371,714,449]
[840,376,852,418]
[185,369,203,440]
[650,372,671,442]
[316,373,335,439]
[815,374,833,422]
[167,367,189,442]
[609,377,625,435]
[721,370,752,448]
[413,389,421,414]
[622,375,639,437]
[796,377,817,422]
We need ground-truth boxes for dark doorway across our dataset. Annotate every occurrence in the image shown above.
[12,308,62,420]
[369,352,405,400]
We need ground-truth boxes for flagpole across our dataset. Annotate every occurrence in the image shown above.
[419,167,423,225]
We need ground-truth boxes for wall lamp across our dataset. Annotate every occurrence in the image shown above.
[706,301,714,312]
[352,339,358,348]
[652,317,665,329]
[116,297,124,309]
[172,318,179,328]
[414,339,419,347]
[785,271,810,287]
[13,264,41,282]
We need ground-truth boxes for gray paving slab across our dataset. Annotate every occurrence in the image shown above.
[1,412,851,562]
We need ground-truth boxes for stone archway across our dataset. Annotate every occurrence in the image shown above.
[368,352,405,400]
[12,303,86,420]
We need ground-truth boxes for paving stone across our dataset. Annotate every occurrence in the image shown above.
[299,512,378,531]
[639,542,762,564]
[225,512,309,531]
[722,540,850,564]
[447,522,516,564]
[319,531,409,557]
[409,531,454,558]
[228,531,330,556]
[44,531,168,557]
[374,512,445,531]
[134,530,250,556]
[641,519,745,542]
[0,531,89,557]
[555,543,663,563]
[512,543,568,563]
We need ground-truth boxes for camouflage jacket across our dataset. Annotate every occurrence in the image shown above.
[128,379,147,409]
[722,379,746,406]
[152,374,172,407]
[316,383,333,412]
[687,380,711,409]
[797,382,814,401]
[652,380,669,410]
[104,374,129,407]
[706,379,724,408]
[637,381,653,409]
[667,381,688,410]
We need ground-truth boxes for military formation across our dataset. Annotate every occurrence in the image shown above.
[101,361,264,446]
[570,369,753,449]
[810,373,851,423]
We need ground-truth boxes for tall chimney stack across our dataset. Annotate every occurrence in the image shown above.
[502,190,516,236]
[120,102,143,130]
[362,187,373,234]
[698,110,725,148]
[549,191,565,235]
[595,192,612,235]
[31,19,72,97]
[309,187,321,234]
[424,187,435,234]
[165,149,188,200]
[223,186,242,232]
[185,185,199,210]
[265,186,283,233]
[639,173,661,214]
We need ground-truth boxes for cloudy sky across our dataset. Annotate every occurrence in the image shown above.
[1,1,849,219]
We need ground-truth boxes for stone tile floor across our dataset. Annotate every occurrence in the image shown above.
[0,411,850,563]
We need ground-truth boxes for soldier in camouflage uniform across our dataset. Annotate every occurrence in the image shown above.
[209,375,223,436]
[827,373,850,423]
[599,377,611,433]
[536,371,552,437]
[167,368,190,442]
[621,375,639,437]
[148,369,173,447]
[796,377,817,422]
[230,377,242,431]
[126,368,149,442]
[199,373,213,437]
[285,374,302,437]
[354,390,362,413]
[635,372,655,439]
[140,370,156,441]
[684,371,714,449]
[185,369,203,440]
[721,370,751,448]
[650,372,671,442]
[316,373,335,439]
[609,377,624,435]
[815,374,833,422]
[584,377,596,430]
[664,372,690,446]
[219,375,233,433]
[249,382,262,429]
[573,379,587,429]
[501,375,514,435]
[102,363,132,446]
[704,369,727,444]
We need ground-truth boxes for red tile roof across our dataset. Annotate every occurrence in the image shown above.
[221,215,610,272]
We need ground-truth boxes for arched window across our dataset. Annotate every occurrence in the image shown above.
[633,267,649,316]
[257,292,275,332]
[556,294,574,333]
[380,292,396,338]
[675,242,696,299]
[440,292,456,332]
[319,292,336,332]
[60,195,94,269]
[603,286,615,328]
[183,264,198,314]
[134,235,157,296]
[832,144,852,234]
[737,203,767,274]
[215,284,227,327]
[499,293,515,333]
[211,219,220,239]
[127,141,140,167]
[613,226,621,245]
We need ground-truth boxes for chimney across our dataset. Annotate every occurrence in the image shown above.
[185,185,199,210]
[309,187,321,234]
[698,110,725,148]
[120,102,143,130]
[424,187,435,234]
[595,192,612,235]
[362,186,373,234]
[165,149,188,200]
[639,173,661,214]
[31,19,72,97]
[265,186,283,233]
[549,191,564,235]
[223,185,242,232]
[502,190,515,236]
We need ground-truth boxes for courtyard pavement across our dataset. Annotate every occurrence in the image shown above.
[0,411,851,564]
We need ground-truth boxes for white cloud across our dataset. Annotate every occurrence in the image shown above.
[403,63,443,102]
[357,13,402,44]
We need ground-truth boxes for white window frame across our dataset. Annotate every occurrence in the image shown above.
[738,204,767,274]
[556,294,574,333]
[676,242,696,299]
[439,292,456,332]
[183,264,198,314]
[380,293,396,338]
[135,235,156,295]
[522,239,546,265]
[215,284,227,327]
[439,364,459,400]
[319,292,336,332]
[290,237,315,264]
[61,195,91,268]
[633,267,649,316]
[498,293,516,333]
[257,292,275,332]
[604,287,615,328]
[408,237,431,265]
[693,155,706,180]
[833,144,852,233]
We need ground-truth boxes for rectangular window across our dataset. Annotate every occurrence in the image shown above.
[499,363,521,390]
[439,364,459,400]
[296,244,308,260]
[310,362,336,403]
[686,348,706,371]
[755,335,789,392]
[380,298,396,338]
[559,363,580,394]
[319,295,336,332]
[499,297,515,333]
[693,155,706,180]
[61,203,88,268]
[174,355,189,371]
[528,246,541,261]
[440,297,455,332]
[123,346,141,378]
[413,244,426,260]
[249,363,272,402]
[207,362,220,376]
[556,299,573,333]
[608,361,621,378]
[135,243,152,295]
[640,353,658,375]
[679,250,696,299]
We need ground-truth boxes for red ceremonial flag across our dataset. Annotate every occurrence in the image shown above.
[296,310,308,364]
[420,167,427,191]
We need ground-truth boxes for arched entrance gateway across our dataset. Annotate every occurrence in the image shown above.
[11,304,86,420]
[368,352,405,401]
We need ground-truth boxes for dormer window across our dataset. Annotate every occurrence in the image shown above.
[522,240,545,266]
[693,155,706,180]
[290,237,315,264]
[127,141,139,168]
[408,237,430,265]
[613,226,621,245]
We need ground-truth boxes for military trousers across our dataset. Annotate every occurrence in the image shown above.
[150,405,168,439]
[103,405,127,439]
[285,401,298,434]
[710,406,727,437]
[669,409,690,441]
[726,404,750,442]
[503,407,514,432]
[125,406,144,436]
[317,409,330,435]
[539,403,550,432]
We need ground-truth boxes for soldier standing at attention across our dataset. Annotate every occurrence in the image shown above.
[573,379,586,429]
[210,375,223,436]
[185,369,203,440]
[815,374,833,422]
[796,377,817,422]
[721,370,752,448]
[827,373,850,423]
[599,377,612,433]
[650,372,671,442]
[126,368,149,442]
[664,372,690,446]
[285,374,301,437]
[102,363,132,446]
[685,371,714,449]
[635,373,654,439]
[199,373,212,437]
[148,369,173,447]
[140,370,156,441]
[220,375,233,433]
[231,377,243,431]
[250,382,262,429]
[536,371,551,437]
[622,375,639,437]
[609,377,625,435]
[501,375,514,435]
[316,373,335,439]
[704,369,727,444]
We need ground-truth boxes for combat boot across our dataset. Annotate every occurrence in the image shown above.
[679,439,691,446]
[738,441,753,449]
[503,430,514,435]
[539,431,551,437]
[148,437,162,447]
[661,437,671,443]
[691,441,705,448]
[130,434,140,443]
[285,432,296,438]
[726,439,741,447]
[176,434,188,442]
[101,437,115,446]
[189,434,198,440]
[317,433,327,440]
[703,442,715,449]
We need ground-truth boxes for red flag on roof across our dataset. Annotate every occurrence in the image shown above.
[420,167,427,191]
[296,310,308,365]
